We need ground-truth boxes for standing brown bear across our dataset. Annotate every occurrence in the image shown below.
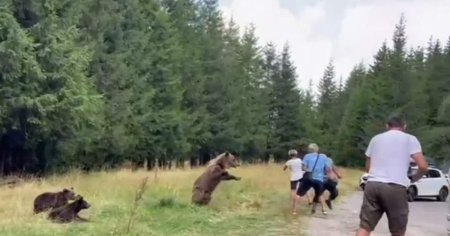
[48,195,91,223]
[192,152,241,205]
[33,188,77,214]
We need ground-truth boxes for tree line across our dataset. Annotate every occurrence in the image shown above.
[0,0,449,175]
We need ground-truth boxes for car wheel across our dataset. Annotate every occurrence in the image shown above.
[407,186,417,202]
[437,187,448,202]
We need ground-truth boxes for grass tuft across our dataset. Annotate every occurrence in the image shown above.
[157,196,177,208]
[125,176,149,234]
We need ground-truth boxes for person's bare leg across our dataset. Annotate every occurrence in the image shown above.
[292,191,299,214]
[298,194,309,205]
[290,190,297,214]
[320,195,327,214]
[306,190,312,205]
[298,190,311,204]
[355,228,370,236]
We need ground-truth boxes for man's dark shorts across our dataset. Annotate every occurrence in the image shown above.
[296,178,324,203]
[323,179,339,200]
[290,178,302,190]
[359,181,409,235]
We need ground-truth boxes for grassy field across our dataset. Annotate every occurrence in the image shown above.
[0,164,362,236]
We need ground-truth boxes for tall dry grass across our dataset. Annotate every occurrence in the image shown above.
[0,164,362,236]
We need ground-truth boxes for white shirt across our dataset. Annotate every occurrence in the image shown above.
[285,158,304,181]
[365,130,422,187]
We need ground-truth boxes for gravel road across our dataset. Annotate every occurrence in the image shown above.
[304,191,448,236]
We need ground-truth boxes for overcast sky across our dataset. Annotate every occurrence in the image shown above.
[219,0,450,90]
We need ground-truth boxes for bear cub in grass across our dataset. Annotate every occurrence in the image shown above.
[33,187,77,214]
[48,195,91,223]
[192,152,241,206]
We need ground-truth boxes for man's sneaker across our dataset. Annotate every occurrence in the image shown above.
[325,199,333,210]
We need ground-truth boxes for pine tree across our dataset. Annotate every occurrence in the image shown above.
[422,96,450,163]
[370,42,389,74]
[132,0,187,168]
[336,79,373,166]
[202,19,237,154]
[335,65,371,165]
[0,7,44,173]
[262,43,279,161]
[236,25,269,158]
[316,60,338,150]
[300,79,319,143]
[390,15,411,110]
[342,63,366,100]
[423,40,450,125]
[1,1,104,172]
[402,47,427,132]
[419,37,450,163]
[269,44,304,161]
[318,61,337,110]
[161,0,210,166]
[77,0,142,167]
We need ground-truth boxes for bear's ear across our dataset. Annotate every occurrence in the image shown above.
[225,152,230,157]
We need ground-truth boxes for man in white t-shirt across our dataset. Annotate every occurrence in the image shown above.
[356,116,428,236]
[283,149,304,215]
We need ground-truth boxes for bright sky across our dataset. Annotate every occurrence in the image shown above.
[219,0,450,90]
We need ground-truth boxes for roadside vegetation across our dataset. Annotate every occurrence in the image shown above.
[0,165,362,236]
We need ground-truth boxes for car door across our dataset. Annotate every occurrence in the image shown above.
[425,169,444,196]
[415,170,433,196]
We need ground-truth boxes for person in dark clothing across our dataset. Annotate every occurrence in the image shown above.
[321,153,342,210]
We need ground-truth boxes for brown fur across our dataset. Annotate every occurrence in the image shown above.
[48,195,91,223]
[33,187,76,214]
[192,152,241,205]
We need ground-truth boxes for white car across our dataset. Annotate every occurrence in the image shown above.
[359,167,450,202]
[408,166,450,202]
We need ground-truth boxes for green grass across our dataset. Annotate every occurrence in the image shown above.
[0,165,362,236]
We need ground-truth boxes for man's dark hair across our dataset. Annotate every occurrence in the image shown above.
[386,115,405,128]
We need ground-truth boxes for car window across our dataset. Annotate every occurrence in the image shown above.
[428,169,441,178]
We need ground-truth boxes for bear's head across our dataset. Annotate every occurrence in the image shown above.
[73,195,91,210]
[214,152,240,169]
[62,187,77,200]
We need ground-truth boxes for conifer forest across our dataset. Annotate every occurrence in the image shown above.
[1,0,450,175]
